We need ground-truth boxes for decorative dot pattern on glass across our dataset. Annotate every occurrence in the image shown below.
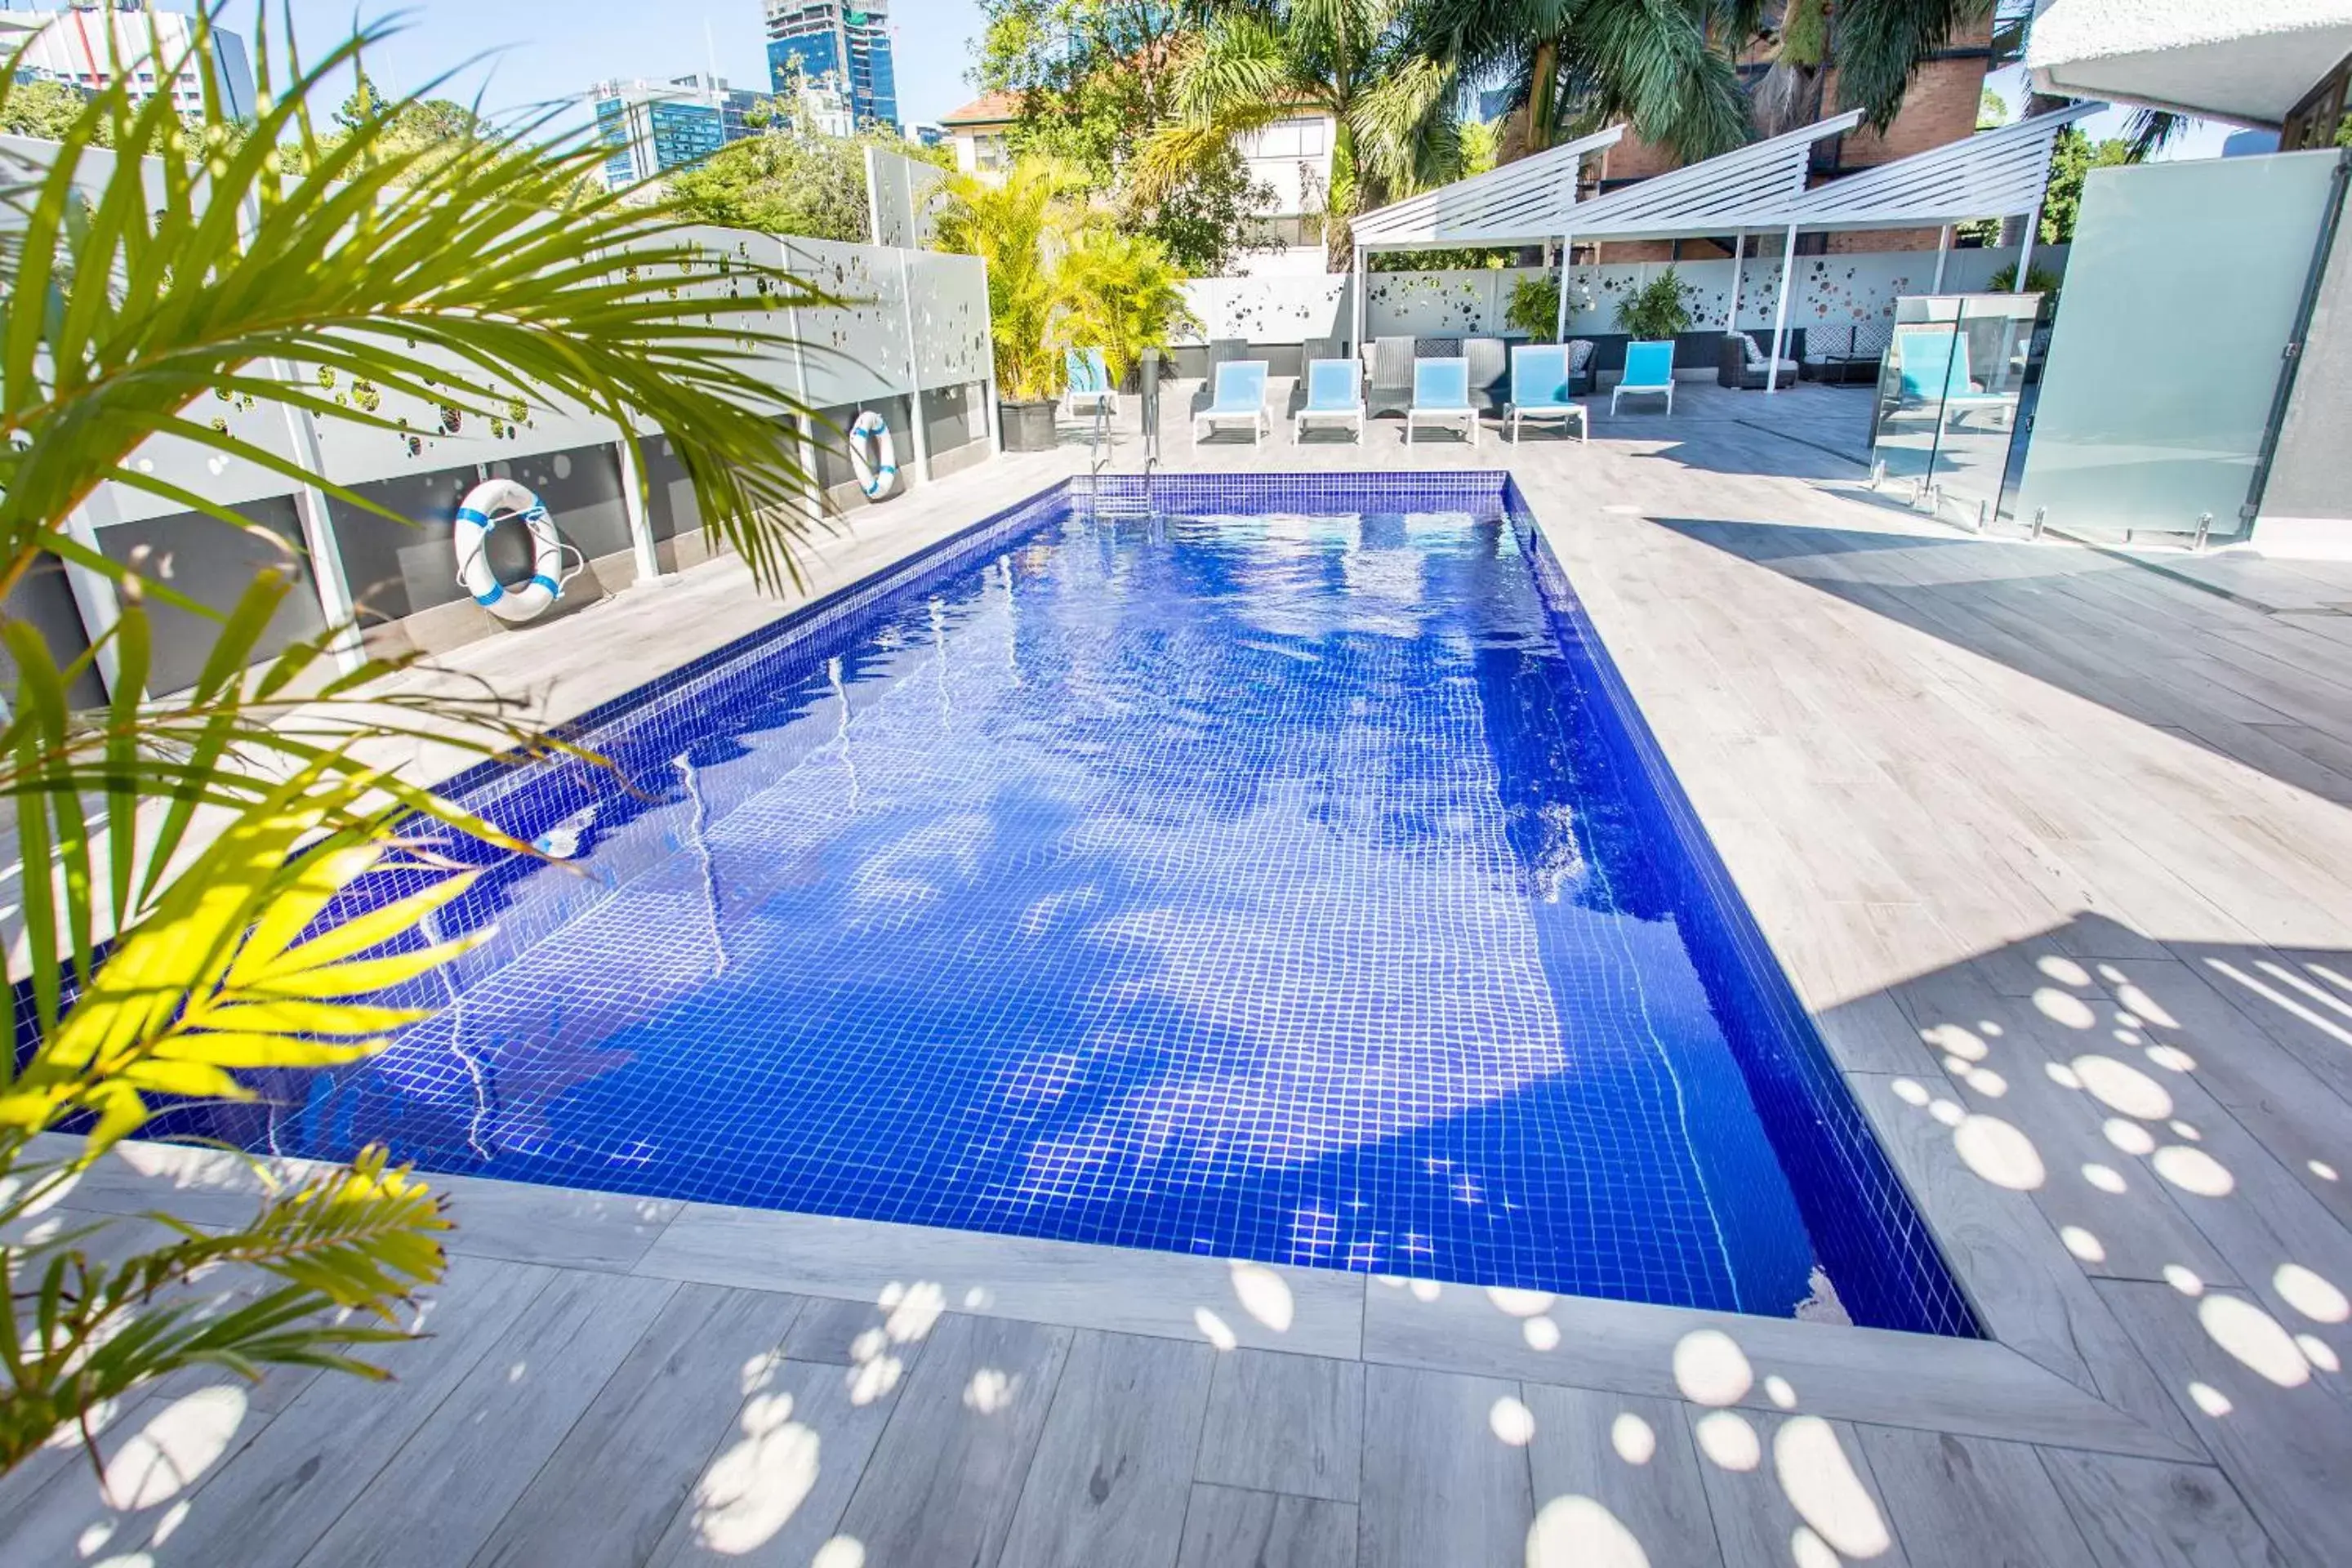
[156,470,1978,1336]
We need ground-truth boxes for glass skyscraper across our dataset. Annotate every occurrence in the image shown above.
[764,0,898,133]
[593,74,765,188]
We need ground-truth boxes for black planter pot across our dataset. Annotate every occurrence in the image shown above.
[1000,398,1058,452]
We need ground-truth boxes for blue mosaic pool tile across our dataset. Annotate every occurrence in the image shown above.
[144,469,1977,1336]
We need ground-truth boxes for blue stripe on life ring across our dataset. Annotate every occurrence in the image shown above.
[456,508,490,528]
[474,582,506,606]
[528,574,560,595]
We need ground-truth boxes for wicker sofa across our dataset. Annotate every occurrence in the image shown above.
[1801,320,1892,385]
[1717,332,1800,390]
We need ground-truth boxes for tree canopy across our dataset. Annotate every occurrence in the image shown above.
[666,126,948,243]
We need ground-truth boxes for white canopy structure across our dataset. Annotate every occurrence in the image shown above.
[2026,0,2352,126]
[1341,101,2102,393]
[1557,104,2100,391]
[1346,127,1624,355]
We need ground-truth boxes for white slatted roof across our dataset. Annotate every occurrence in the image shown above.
[1350,126,1624,250]
[1555,113,1864,241]
[1778,103,2105,230]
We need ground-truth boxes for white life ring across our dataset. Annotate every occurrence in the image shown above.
[454,478,580,623]
[847,409,898,500]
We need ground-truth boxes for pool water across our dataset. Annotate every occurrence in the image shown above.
[183,473,1975,1334]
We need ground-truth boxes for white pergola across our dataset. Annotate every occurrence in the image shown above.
[1544,104,2104,391]
[1347,127,1625,356]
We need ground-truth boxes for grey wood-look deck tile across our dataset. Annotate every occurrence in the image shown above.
[997,1330,1216,1568]
[831,1310,1074,1568]
[2036,1450,2288,1568]
[144,1254,555,1568]
[470,1283,806,1568]
[435,1169,685,1272]
[779,1287,942,1400]
[647,1356,907,1567]
[1359,1275,2194,1460]
[1857,1425,2096,1567]
[1195,1348,1363,1503]
[1889,969,2239,1287]
[0,1382,278,1567]
[1175,1485,1356,1568]
[1846,1071,2206,1458]
[293,1269,679,1568]
[1521,1383,1723,1568]
[1356,1365,1533,1568]
[2096,1280,2352,1568]
[636,1202,1361,1358]
[1691,1408,1910,1568]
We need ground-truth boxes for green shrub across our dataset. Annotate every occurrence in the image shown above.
[1617,268,1694,341]
[1505,275,1562,341]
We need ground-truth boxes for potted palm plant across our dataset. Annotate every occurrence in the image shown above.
[1055,227,1195,391]
[934,162,1076,451]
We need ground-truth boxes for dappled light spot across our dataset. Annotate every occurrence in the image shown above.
[693,1392,821,1554]
[2044,1061,2083,1090]
[2114,1028,2144,1046]
[1410,1278,1442,1303]
[1922,1023,1986,1062]
[1765,1374,1797,1409]
[1525,1316,1561,1351]
[1953,1115,2044,1191]
[1230,1262,1295,1331]
[1488,1287,1556,1317]
[2298,1334,2341,1374]
[1928,1098,1966,1128]
[1490,1395,1536,1446]
[2200,1294,2310,1388]
[150,1499,192,1546]
[877,1281,944,1344]
[2082,1163,2128,1195]
[2313,1160,2341,1183]
[846,1354,902,1405]
[1194,1307,1239,1351]
[2038,956,2092,987]
[1980,1020,2005,1037]
[79,1521,115,1557]
[1694,1410,1760,1471]
[105,1387,247,1510]
[2114,982,2177,1030]
[2169,1120,2201,1142]
[2274,1264,2350,1324]
[1673,1330,1753,1405]
[2164,1266,2204,1297]
[812,1535,866,1568]
[1961,1067,2008,1098]
[2189,1380,2234,1416]
[508,1361,528,1383]
[2034,987,2098,1030]
[1612,1412,1656,1464]
[740,1350,784,1396]
[1791,1525,1841,1568]
[1891,1077,1931,1107]
[2103,1119,2156,1156]
[2073,1055,2173,1120]
[1775,1415,1894,1559]
[963,1287,990,1310]
[964,1368,1018,1413]
[2060,1226,2106,1263]
[1527,1495,1650,1568]
[2145,1045,2195,1073]
[2154,1145,2234,1197]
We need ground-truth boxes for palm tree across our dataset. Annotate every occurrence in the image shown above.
[1407,0,1752,163]
[934,160,1084,400]
[1742,0,1998,138]
[1140,0,1461,268]
[0,13,832,1473]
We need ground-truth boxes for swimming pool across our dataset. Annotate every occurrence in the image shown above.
[180,472,1975,1335]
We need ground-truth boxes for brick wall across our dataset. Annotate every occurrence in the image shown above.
[1588,22,1991,262]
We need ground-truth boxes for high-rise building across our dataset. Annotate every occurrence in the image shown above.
[0,2,256,119]
[592,74,765,189]
[763,0,898,132]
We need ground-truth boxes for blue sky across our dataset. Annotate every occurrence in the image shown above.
[270,0,986,126]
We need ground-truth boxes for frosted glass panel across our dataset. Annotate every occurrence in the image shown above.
[2018,152,2339,543]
